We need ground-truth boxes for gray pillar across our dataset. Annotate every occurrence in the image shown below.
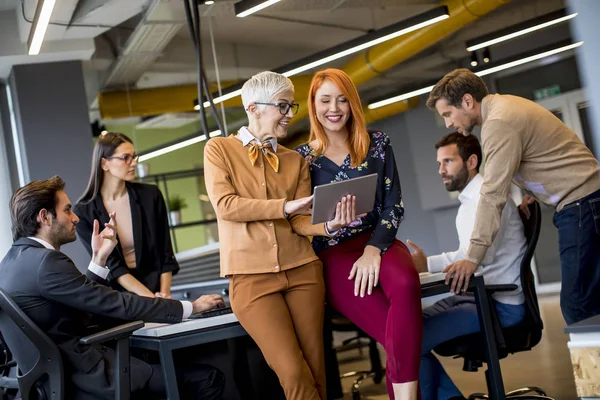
[569,0,600,157]
[0,89,13,258]
[8,61,94,270]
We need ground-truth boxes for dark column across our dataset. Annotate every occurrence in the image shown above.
[8,61,93,269]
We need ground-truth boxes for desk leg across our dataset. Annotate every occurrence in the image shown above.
[473,277,506,400]
[158,343,180,400]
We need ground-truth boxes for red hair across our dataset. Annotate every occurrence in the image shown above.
[308,69,369,168]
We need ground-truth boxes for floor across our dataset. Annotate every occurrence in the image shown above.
[335,295,578,400]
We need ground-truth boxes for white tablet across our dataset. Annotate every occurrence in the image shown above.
[311,173,378,224]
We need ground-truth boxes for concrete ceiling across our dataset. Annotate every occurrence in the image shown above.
[93,0,568,94]
[0,0,572,129]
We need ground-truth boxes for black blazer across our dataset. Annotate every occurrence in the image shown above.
[73,182,179,293]
[0,238,183,398]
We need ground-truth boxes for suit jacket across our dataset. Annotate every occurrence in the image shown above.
[0,238,183,398]
[74,182,179,293]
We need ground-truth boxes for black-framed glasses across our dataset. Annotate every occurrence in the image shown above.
[106,153,140,165]
[254,102,300,115]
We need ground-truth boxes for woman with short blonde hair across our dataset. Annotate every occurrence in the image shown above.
[205,71,357,400]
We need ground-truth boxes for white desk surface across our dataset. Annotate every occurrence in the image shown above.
[133,312,239,338]
[133,273,448,338]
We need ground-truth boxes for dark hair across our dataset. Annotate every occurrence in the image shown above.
[435,132,482,172]
[426,68,489,110]
[10,176,65,240]
[78,132,133,204]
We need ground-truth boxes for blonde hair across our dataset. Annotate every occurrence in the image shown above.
[241,71,294,116]
[308,69,369,168]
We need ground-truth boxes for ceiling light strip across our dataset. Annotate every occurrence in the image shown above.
[27,0,57,55]
[467,13,577,52]
[368,41,584,110]
[139,130,221,162]
[199,6,449,108]
[236,0,281,18]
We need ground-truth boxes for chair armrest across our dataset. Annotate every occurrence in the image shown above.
[485,284,518,293]
[79,321,144,345]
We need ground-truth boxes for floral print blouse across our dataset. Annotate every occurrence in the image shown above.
[295,131,404,254]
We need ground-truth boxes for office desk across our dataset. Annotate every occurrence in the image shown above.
[131,273,505,400]
[131,314,246,400]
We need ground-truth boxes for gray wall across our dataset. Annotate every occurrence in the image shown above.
[8,61,94,269]
[0,88,13,258]
[569,0,600,157]
[370,98,461,257]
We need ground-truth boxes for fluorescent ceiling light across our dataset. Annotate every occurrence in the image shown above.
[139,130,221,162]
[368,41,584,110]
[466,9,577,52]
[236,0,281,18]
[281,14,449,77]
[368,86,436,109]
[198,6,449,108]
[27,0,57,55]
[475,41,582,77]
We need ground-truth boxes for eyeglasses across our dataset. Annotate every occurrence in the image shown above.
[106,154,140,165]
[254,102,300,115]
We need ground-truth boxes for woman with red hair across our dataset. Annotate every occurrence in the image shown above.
[296,68,422,399]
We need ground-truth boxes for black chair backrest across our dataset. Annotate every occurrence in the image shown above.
[0,288,63,399]
[518,202,543,332]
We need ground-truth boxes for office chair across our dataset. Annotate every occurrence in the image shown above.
[0,288,143,400]
[434,202,554,399]
[327,306,385,400]
[0,336,18,400]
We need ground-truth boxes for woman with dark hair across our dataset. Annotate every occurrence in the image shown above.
[296,68,422,400]
[74,132,178,298]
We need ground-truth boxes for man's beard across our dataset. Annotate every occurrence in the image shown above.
[461,113,478,135]
[442,165,470,192]
[51,223,77,247]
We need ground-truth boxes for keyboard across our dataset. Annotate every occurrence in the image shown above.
[188,306,233,319]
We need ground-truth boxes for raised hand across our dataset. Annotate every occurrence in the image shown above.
[91,212,118,266]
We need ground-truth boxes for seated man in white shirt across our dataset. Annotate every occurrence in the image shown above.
[407,132,527,400]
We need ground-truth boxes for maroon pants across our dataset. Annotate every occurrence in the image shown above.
[319,232,422,398]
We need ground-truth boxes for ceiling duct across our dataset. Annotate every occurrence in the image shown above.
[104,0,184,88]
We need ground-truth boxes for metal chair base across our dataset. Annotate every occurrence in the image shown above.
[340,368,385,400]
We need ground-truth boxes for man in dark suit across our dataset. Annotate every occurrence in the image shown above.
[0,176,225,399]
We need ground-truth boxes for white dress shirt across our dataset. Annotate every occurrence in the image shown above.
[426,174,526,305]
[237,126,278,151]
[29,237,193,318]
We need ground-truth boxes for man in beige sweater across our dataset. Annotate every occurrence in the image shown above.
[426,68,600,325]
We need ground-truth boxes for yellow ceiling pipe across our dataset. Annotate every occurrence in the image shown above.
[100,0,509,121]
[290,0,510,123]
[98,75,314,120]
[344,0,511,86]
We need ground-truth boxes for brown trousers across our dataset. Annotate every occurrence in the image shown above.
[230,260,326,400]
